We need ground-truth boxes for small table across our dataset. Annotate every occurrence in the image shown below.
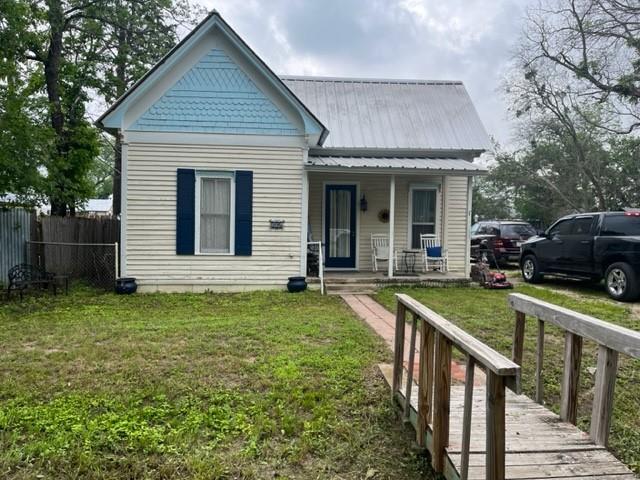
[400,249,422,275]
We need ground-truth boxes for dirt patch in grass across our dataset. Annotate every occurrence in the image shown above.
[0,289,434,479]
[375,284,640,474]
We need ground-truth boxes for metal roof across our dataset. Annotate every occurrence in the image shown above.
[281,76,491,152]
[307,156,487,172]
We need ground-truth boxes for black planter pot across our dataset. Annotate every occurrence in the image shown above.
[287,276,307,293]
[115,277,137,295]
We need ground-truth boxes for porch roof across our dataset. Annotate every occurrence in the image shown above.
[305,156,487,173]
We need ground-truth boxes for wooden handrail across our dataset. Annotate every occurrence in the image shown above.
[508,293,640,358]
[507,293,640,447]
[397,294,520,378]
[393,294,520,480]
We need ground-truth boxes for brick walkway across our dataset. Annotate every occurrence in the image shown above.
[341,294,480,384]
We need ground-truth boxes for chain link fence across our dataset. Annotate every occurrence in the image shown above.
[27,241,118,290]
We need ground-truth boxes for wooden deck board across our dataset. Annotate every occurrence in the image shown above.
[378,363,635,480]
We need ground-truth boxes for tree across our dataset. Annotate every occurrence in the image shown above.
[0,0,200,214]
[524,0,640,132]
[471,177,513,222]
[0,1,52,202]
[490,0,640,225]
[487,111,640,225]
[1,0,104,215]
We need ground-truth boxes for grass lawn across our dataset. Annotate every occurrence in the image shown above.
[0,289,433,480]
[375,284,640,474]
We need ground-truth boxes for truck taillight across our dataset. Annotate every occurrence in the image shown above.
[624,211,640,217]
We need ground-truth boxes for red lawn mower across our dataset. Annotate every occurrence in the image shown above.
[471,249,513,290]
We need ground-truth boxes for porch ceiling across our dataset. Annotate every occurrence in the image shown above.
[305,156,487,173]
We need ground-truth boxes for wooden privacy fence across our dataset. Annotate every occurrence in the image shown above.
[388,293,638,480]
[28,216,120,288]
[392,293,520,480]
[509,292,640,447]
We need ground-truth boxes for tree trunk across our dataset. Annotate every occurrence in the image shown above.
[44,0,68,216]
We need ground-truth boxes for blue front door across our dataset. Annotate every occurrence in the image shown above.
[325,184,357,268]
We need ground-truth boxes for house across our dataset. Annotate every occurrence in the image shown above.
[97,11,490,292]
[78,197,113,217]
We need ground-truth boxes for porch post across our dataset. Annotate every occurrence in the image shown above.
[388,174,395,278]
[300,168,309,276]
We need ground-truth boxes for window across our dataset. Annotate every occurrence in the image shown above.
[549,219,573,238]
[477,223,498,235]
[601,214,640,236]
[410,188,437,248]
[501,223,536,237]
[571,216,594,235]
[196,173,235,253]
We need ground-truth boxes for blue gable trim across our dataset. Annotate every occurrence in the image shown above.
[131,49,300,135]
[98,12,327,143]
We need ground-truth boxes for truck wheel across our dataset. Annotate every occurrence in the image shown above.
[605,262,640,302]
[521,255,543,284]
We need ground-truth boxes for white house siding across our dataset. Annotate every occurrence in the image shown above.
[307,172,471,273]
[125,142,304,291]
[443,176,471,273]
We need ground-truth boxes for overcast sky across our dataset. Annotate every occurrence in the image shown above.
[198,0,537,147]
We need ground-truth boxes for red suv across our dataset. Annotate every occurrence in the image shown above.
[471,220,537,265]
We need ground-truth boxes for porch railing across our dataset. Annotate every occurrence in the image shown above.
[308,241,324,295]
[393,293,520,479]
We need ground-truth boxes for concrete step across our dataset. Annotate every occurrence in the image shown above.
[323,277,383,284]
[326,283,377,295]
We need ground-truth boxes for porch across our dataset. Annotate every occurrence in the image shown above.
[307,270,471,295]
[303,158,483,280]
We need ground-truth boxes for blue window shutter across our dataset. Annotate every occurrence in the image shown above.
[235,170,253,256]
[176,169,195,255]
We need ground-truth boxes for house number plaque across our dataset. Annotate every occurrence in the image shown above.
[269,219,285,230]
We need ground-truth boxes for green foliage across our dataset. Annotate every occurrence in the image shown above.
[0,0,200,214]
[487,100,640,225]
[0,90,52,201]
[45,117,101,212]
[472,176,513,222]
[496,1,640,225]
[0,290,432,479]
[89,136,115,198]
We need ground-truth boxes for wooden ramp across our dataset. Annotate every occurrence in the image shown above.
[379,364,635,480]
[385,293,640,480]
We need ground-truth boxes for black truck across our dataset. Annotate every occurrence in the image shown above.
[520,211,640,301]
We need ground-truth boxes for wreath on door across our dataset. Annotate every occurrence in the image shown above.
[378,209,390,223]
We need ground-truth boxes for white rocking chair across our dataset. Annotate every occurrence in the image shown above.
[371,234,396,272]
[420,234,448,272]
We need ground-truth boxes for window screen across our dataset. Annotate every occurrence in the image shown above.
[411,189,436,248]
[200,177,231,253]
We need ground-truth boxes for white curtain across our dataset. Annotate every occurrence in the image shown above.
[329,189,351,258]
[200,178,230,252]
[412,189,436,248]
